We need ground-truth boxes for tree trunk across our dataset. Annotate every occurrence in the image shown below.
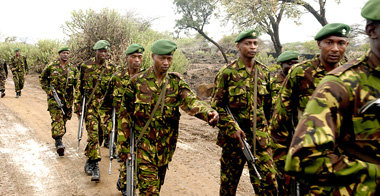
[197,30,229,64]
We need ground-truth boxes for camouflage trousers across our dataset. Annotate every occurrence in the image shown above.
[220,141,278,196]
[12,71,24,92]
[99,107,113,144]
[48,107,70,139]
[0,72,6,91]
[137,154,168,196]
[84,107,112,161]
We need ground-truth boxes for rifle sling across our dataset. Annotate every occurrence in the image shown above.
[136,76,169,144]
[252,66,258,156]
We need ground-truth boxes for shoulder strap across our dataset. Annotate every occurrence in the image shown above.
[136,76,170,143]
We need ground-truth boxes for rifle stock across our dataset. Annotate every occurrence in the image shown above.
[109,108,116,174]
[77,96,86,153]
[126,122,136,196]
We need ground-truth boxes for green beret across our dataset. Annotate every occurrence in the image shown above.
[93,40,110,50]
[126,44,144,55]
[58,46,70,54]
[235,29,259,43]
[14,48,20,52]
[314,23,351,41]
[277,51,299,63]
[361,0,380,21]
[151,39,177,55]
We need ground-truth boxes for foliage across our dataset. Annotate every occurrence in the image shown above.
[63,9,189,73]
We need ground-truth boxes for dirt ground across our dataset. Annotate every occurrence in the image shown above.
[0,71,253,196]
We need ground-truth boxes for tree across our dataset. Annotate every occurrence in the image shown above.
[174,0,229,63]
[221,0,300,57]
[279,0,341,26]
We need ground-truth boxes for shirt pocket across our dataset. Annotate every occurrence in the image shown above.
[228,85,248,108]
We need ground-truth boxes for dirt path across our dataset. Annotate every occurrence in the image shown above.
[0,74,253,195]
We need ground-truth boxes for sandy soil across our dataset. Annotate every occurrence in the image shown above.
[0,72,253,196]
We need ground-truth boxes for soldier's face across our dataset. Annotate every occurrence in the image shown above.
[59,51,70,62]
[318,36,348,64]
[281,59,298,75]
[96,49,108,61]
[237,38,258,58]
[15,51,20,56]
[152,54,173,74]
[127,53,143,70]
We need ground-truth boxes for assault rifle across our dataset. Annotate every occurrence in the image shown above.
[77,96,86,153]
[126,122,136,196]
[109,108,116,174]
[49,85,65,115]
[225,106,262,180]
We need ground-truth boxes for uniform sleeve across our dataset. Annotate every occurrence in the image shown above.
[23,56,28,73]
[39,65,50,93]
[178,77,214,123]
[285,76,380,185]
[270,70,298,161]
[210,71,242,136]
[74,64,84,114]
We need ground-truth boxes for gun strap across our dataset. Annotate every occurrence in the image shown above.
[136,76,169,144]
[85,67,106,108]
[253,66,258,156]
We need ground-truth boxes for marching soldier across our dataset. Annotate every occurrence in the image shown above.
[211,29,278,195]
[74,40,117,182]
[285,0,380,194]
[0,53,7,98]
[119,39,219,195]
[270,23,350,194]
[10,48,28,98]
[40,46,77,156]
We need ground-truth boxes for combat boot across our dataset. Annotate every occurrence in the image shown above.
[91,161,100,182]
[15,92,19,98]
[55,137,65,156]
[19,91,21,96]
[0,90,5,98]
[84,159,93,176]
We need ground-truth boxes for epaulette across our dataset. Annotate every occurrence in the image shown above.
[168,72,182,79]
[328,58,361,76]
[255,60,269,71]
[226,60,237,68]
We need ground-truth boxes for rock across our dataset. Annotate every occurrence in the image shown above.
[197,83,215,100]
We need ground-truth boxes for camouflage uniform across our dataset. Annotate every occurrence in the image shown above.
[10,55,27,94]
[0,59,7,93]
[40,60,78,139]
[285,51,380,195]
[270,55,344,194]
[211,58,278,196]
[119,67,215,195]
[74,60,116,161]
[269,70,286,111]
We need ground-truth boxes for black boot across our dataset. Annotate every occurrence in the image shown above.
[91,161,100,182]
[15,92,19,98]
[55,137,65,156]
[19,91,21,96]
[0,90,5,98]
[84,159,93,176]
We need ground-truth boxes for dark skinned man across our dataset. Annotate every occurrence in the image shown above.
[10,48,27,98]
[270,23,350,195]
[211,29,278,196]
[0,53,8,98]
[40,46,77,156]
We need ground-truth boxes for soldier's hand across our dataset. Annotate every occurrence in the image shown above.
[231,129,246,148]
[207,111,219,127]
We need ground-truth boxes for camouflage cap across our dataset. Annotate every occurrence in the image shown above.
[314,23,351,41]
[14,48,20,52]
[58,46,70,54]
[125,44,144,55]
[361,0,380,21]
[277,51,299,63]
[151,39,177,55]
[235,29,259,43]
[93,40,110,50]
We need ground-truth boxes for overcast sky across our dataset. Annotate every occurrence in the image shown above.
[0,0,369,44]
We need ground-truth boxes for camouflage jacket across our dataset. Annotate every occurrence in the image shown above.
[270,71,286,112]
[74,60,117,113]
[40,60,78,113]
[270,55,341,162]
[109,69,131,113]
[211,58,272,148]
[0,59,7,79]
[119,67,214,166]
[285,51,380,195]
[10,56,27,73]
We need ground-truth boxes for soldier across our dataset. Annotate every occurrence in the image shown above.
[40,46,77,156]
[211,29,278,196]
[0,53,8,98]
[270,23,350,195]
[270,51,299,107]
[10,48,28,98]
[119,39,219,195]
[74,40,117,182]
[285,0,380,194]
[111,44,145,194]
